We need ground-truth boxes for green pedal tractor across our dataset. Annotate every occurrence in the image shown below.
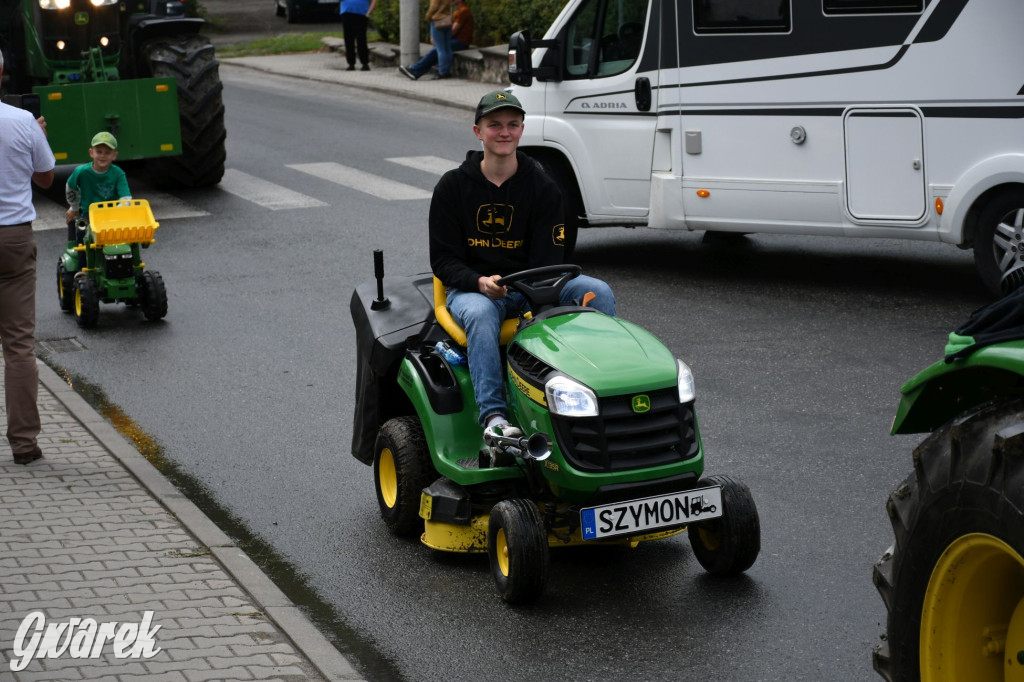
[58,199,167,328]
[873,276,1024,681]
[351,253,761,603]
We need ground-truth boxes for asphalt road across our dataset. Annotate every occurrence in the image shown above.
[32,65,992,681]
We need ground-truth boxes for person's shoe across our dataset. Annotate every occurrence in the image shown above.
[13,446,43,465]
[345,64,356,71]
[398,65,419,80]
[361,64,370,71]
[484,423,524,468]
[430,73,452,80]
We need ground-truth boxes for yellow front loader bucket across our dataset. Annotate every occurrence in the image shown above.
[87,200,159,246]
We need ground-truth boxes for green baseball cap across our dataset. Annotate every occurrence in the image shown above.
[91,131,117,150]
[474,90,525,124]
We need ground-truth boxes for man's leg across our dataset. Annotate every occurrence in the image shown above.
[340,13,358,66]
[408,48,439,77]
[0,226,41,457]
[354,14,370,66]
[561,275,616,316]
[447,289,507,426]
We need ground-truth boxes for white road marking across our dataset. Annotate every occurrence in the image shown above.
[287,162,433,201]
[218,168,328,210]
[387,155,458,176]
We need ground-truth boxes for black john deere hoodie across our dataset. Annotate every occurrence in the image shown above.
[430,150,566,292]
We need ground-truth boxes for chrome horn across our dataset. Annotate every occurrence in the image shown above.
[482,431,552,461]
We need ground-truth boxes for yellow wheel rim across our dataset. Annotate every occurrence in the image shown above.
[378,447,398,509]
[75,288,82,316]
[921,533,1024,682]
[697,525,722,552]
[59,276,65,299]
[496,528,510,577]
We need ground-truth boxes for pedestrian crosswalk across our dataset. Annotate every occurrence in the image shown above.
[31,155,458,232]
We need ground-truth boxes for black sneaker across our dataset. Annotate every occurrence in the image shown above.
[361,64,370,71]
[398,65,419,80]
[429,72,452,80]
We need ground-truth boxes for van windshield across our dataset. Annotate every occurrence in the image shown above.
[565,0,648,78]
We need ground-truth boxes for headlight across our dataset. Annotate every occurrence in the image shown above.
[545,376,598,417]
[90,0,118,5]
[39,0,72,9]
[677,359,695,403]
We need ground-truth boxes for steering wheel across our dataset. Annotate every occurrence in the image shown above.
[497,264,582,312]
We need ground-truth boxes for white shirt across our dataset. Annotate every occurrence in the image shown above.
[0,103,56,225]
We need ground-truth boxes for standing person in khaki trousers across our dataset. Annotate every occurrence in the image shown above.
[0,52,57,465]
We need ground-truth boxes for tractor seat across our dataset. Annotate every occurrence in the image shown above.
[432,276,522,348]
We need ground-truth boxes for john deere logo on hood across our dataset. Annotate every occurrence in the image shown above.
[75,12,89,25]
[631,395,650,413]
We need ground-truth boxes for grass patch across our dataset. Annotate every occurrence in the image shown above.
[217,30,381,58]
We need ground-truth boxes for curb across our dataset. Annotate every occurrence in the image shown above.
[36,360,365,682]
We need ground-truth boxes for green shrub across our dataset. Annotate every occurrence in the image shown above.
[372,0,566,47]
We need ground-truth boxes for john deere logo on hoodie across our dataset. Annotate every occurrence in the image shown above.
[553,224,565,246]
[476,204,514,234]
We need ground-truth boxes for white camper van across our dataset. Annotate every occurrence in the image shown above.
[507,0,1024,293]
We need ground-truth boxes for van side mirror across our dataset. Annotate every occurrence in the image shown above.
[508,29,562,86]
[508,30,533,86]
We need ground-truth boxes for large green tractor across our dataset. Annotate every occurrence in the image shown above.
[874,278,1024,681]
[0,0,225,187]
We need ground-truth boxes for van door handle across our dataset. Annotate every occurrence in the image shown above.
[635,77,651,112]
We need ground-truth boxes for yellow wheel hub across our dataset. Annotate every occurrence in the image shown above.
[921,533,1024,682]
[697,526,721,552]
[75,288,82,316]
[378,448,398,509]
[496,528,510,577]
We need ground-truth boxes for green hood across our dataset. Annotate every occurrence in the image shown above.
[513,312,678,395]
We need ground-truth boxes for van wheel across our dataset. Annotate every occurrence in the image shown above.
[488,499,549,604]
[973,189,1024,295]
[373,417,433,536]
[872,398,1024,681]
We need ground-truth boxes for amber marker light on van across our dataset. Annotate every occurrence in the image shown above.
[935,198,944,215]
[697,189,710,198]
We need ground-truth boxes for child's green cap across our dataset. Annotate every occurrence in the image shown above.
[91,131,117,150]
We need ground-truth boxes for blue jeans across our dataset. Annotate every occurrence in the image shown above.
[408,39,467,78]
[446,275,616,426]
[429,22,453,76]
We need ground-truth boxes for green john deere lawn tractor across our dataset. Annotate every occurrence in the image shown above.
[0,0,225,187]
[351,254,761,603]
[873,276,1024,681]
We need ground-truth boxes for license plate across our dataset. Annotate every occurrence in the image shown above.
[580,485,723,541]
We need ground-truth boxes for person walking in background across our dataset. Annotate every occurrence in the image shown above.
[398,0,472,80]
[423,0,453,80]
[340,0,376,71]
[0,52,56,466]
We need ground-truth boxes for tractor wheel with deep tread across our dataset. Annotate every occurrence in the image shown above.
[57,260,75,312]
[688,474,761,576]
[373,417,434,536]
[74,278,99,328]
[487,498,550,604]
[140,271,168,321]
[872,398,1024,682]
[143,34,226,188]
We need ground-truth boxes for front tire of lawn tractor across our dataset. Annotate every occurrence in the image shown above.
[140,271,168,321]
[487,499,549,604]
[373,417,434,537]
[74,278,99,329]
[871,399,1024,682]
[143,34,226,188]
[688,474,761,576]
[57,260,75,312]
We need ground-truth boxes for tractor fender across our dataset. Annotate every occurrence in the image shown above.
[892,344,1024,435]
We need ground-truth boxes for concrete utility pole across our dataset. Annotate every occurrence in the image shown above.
[400,0,420,67]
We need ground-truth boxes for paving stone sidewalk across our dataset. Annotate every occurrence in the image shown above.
[0,361,363,681]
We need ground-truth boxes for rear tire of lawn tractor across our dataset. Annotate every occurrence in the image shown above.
[57,260,75,313]
[140,271,168,321]
[74,278,99,329]
[688,475,761,576]
[373,417,433,537]
[488,499,549,604]
[143,34,226,188]
[871,398,1024,682]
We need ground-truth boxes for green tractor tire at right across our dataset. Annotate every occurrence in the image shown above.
[144,35,227,188]
[873,398,1024,682]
